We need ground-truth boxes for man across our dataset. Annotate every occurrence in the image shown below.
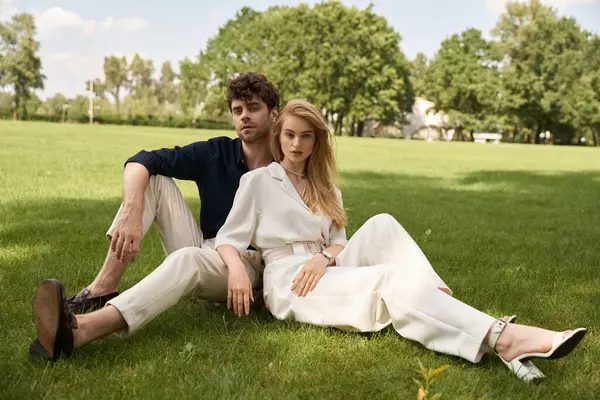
[30,72,279,360]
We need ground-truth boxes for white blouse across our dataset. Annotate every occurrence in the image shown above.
[214,162,348,255]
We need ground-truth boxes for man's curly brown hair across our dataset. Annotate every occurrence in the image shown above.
[226,72,280,111]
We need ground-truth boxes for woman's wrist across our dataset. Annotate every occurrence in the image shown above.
[227,262,248,276]
[316,252,334,266]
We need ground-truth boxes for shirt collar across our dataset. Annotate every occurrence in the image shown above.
[268,162,287,181]
[234,138,246,170]
[236,138,277,172]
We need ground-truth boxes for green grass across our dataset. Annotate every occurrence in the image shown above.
[1,120,599,399]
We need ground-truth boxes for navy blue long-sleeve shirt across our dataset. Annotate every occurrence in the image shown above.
[126,136,249,241]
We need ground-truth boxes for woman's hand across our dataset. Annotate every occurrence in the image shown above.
[227,272,254,317]
[291,254,330,297]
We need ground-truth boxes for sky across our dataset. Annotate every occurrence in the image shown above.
[1,0,599,99]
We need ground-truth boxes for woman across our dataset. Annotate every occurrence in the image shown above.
[215,99,586,382]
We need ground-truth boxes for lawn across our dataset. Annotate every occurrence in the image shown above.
[0,120,598,399]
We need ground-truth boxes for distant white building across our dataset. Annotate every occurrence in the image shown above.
[473,132,502,144]
[401,97,451,141]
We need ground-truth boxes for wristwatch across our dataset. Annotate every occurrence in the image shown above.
[320,249,335,266]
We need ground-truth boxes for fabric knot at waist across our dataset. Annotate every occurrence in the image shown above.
[262,241,324,265]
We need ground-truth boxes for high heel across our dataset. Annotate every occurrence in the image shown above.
[521,328,586,361]
[488,319,545,382]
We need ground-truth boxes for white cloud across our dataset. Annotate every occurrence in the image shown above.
[36,7,96,34]
[41,52,104,98]
[46,52,91,65]
[0,0,18,20]
[486,0,599,13]
[102,16,150,33]
[34,7,149,35]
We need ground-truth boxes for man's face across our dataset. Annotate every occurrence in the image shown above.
[231,96,273,143]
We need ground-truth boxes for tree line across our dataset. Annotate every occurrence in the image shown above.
[1,0,598,145]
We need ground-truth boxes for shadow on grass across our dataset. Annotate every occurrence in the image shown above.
[1,169,598,375]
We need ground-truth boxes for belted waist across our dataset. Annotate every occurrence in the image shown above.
[263,241,324,265]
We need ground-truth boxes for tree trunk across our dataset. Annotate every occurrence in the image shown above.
[13,90,20,120]
[114,88,121,114]
[357,120,365,137]
[350,121,356,137]
[532,121,540,144]
[593,130,599,146]
[21,96,29,120]
[454,127,464,141]
[336,113,344,136]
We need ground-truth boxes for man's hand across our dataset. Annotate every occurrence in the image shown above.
[291,254,329,297]
[110,207,143,263]
[227,272,254,317]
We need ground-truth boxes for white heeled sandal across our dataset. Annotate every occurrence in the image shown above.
[489,318,587,382]
[489,318,545,382]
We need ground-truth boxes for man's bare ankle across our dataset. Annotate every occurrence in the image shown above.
[87,284,118,297]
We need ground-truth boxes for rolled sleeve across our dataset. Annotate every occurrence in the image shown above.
[126,141,214,181]
[329,188,348,246]
[215,173,257,254]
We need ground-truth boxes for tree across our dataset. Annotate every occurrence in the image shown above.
[37,93,68,117]
[200,3,413,135]
[410,52,429,98]
[492,0,589,144]
[0,13,44,119]
[128,53,154,98]
[424,28,501,139]
[580,34,600,146]
[84,78,106,99]
[157,61,178,105]
[0,91,14,117]
[178,56,209,115]
[103,55,128,113]
[70,95,90,119]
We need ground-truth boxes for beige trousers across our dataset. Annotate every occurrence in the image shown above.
[263,214,496,363]
[105,175,262,336]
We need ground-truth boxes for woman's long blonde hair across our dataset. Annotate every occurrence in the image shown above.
[271,99,347,229]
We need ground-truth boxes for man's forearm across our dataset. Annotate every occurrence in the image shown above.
[122,162,150,211]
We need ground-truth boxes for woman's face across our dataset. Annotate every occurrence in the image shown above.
[280,114,316,165]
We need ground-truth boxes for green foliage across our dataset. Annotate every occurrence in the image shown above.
[128,53,155,98]
[410,53,429,98]
[424,28,501,136]
[178,56,209,115]
[84,78,106,99]
[103,55,129,112]
[414,359,450,400]
[157,61,179,105]
[201,2,414,135]
[491,0,598,144]
[5,112,233,130]
[0,13,44,119]
[2,2,598,144]
[0,91,12,117]
[36,93,69,116]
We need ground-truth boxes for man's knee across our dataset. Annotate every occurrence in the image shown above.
[164,247,224,274]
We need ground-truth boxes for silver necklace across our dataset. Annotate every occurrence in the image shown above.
[280,162,305,177]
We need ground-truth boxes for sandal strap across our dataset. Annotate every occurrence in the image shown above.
[488,319,507,351]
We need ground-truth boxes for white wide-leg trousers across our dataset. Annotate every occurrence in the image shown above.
[263,214,496,363]
[105,175,262,336]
